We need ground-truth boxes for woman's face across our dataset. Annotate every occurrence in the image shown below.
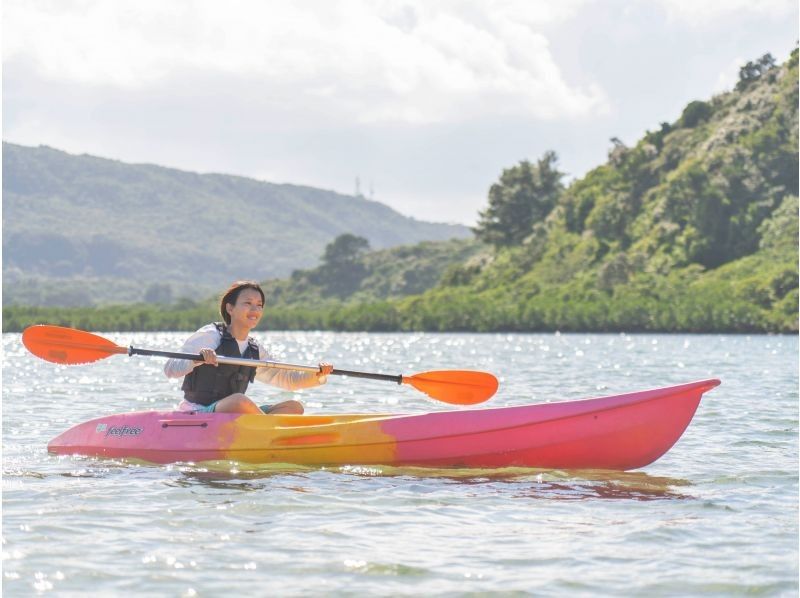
[226,288,264,330]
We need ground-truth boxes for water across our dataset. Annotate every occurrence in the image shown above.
[3,332,798,595]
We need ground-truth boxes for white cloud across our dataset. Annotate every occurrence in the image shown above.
[2,0,607,124]
[656,0,795,24]
[4,0,794,225]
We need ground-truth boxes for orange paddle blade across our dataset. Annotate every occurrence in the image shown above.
[22,325,127,365]
[403,370,499,405]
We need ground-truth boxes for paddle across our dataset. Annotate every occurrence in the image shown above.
[21,325,498,405]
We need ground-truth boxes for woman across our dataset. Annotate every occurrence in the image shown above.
[164,280,333,414]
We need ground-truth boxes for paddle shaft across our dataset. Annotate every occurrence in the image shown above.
[129,347,403,384]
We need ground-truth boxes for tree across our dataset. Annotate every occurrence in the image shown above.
[318,234,371,298]
[736,53,777,91]
[322,234,370,266]
[143,283,173,304]
[608,137,629,165]
[679,100,713,128]
[474,151,564,247]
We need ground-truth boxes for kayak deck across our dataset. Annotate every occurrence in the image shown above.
[48,379,720,470]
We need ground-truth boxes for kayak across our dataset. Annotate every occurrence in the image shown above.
[48,379,719,470]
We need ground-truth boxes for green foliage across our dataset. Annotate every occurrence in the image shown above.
[143,283,174,304]
[1,272,212,308]
[7,51,798,335]
[679,101,713,128]
[585,190,634,244]
[3,303,217,333]
[643,122,673,151]
[312,234,372,298]
[658,161,734,267]
[263,238,485,306]
[2,143,469,306]
[474,151,564,247]
[561,165,619,234]
[759,195,799,250]
[440,262,483,286]
[736,53,777,91]
[322,234,371,266]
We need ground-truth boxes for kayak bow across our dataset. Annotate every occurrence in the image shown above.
[48,379,720,470]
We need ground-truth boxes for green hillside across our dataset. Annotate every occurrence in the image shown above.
[263,237,485,306]
[263,50,799,333]
[1,143,468,306]
[1,237,486,332]
[4,51,797,334]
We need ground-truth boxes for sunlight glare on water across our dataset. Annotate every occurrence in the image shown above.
[2,332,798,595]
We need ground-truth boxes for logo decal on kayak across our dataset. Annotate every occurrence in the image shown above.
[103,425,143,438]
[96,424,107,433]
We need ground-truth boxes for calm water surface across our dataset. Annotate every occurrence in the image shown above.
[3,332,798,595]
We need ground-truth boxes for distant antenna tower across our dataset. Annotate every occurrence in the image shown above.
[355,176,362,197]
[369,180,375,199]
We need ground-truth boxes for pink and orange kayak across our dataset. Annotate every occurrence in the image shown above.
[48,379,720,470]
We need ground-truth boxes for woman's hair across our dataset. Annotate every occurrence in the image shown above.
[219,280,265,325]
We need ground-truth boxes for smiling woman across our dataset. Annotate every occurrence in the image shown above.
[163,280,333,414]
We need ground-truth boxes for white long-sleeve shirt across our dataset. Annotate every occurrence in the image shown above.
[164,324,326,392]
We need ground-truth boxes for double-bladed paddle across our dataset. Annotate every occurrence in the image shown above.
[21,325,498,405]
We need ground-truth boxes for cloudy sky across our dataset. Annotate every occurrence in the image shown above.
[3,0,797,224]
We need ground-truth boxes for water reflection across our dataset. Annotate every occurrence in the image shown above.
[166,462,317,492]
[30,449,694,502]
[163,461,691,501]
[170,471,274,491]
[509,475,691,502]
[376,467,692,502]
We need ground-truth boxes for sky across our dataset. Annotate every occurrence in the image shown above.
[3,0,798,225]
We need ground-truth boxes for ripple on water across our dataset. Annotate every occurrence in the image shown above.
[2,332,798,595]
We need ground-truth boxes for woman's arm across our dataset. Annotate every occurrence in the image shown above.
[163,325,222,378]
[253,344,329,390]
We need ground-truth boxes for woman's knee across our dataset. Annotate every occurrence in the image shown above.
[215,394,261,414]
[266,400,304,415]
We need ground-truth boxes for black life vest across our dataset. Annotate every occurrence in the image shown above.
[181,322,260,406]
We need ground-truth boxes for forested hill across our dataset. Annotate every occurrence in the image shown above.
[259,50,799,333]
[420,51,799,332]
[4,50,797,333]
[1,143,468,305]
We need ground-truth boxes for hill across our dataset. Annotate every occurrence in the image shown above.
[4,50,797,333]
[1,143,469,305]
[263,237,485,304]
[260,50,799,333]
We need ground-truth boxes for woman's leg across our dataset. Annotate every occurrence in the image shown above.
[212,393,263,414]
[262,400,304,414]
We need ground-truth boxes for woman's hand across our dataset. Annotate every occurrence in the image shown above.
[317,362,333,377]
[200,348,219,366]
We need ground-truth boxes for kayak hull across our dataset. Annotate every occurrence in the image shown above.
[47,379,720,470]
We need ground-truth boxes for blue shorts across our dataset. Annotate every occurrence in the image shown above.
[179,400,219,413]
[183,399,275,413]
[180,400,274,414]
